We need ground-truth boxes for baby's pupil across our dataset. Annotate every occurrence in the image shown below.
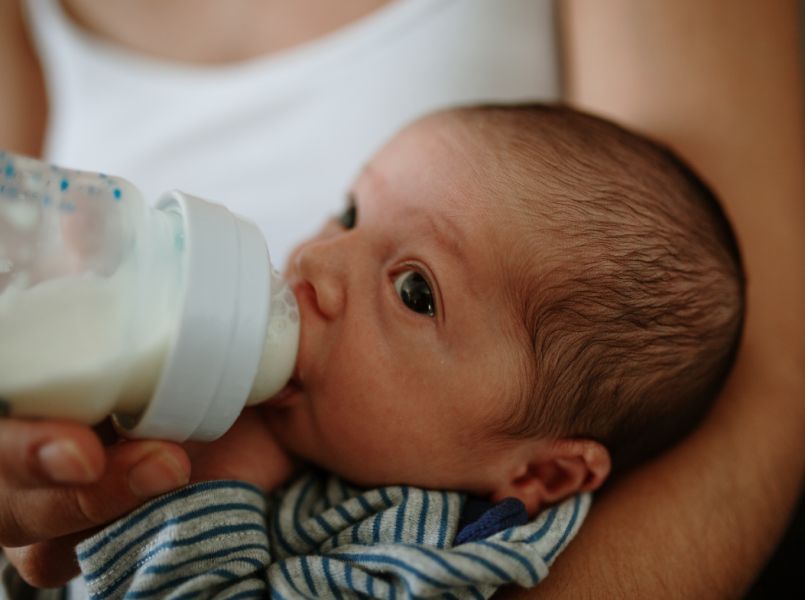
[400,272,434,316]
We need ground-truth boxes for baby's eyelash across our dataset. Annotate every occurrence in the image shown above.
[338,195,357,229]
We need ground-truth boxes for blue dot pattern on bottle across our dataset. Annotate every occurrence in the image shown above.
[1,151,129,210]
[1,186,18,199]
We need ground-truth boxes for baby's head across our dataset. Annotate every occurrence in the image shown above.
[266,104,744,514]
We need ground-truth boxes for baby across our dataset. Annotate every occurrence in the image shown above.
[61,104,745,599]
[266,103,744,506]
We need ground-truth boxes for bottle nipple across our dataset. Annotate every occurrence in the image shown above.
[247,267,300,404]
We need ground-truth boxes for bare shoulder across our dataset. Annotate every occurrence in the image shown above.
[0,0,46,156]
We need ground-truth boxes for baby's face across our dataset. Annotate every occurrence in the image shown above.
[264,117,530,494]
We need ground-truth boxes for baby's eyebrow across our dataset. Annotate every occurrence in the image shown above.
[360,162,467,261]
[426,212,467,263]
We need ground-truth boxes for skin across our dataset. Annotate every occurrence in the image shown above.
[1,109,614,585]
[1,0,803,596]
[0,0,396,586]
[505,1,805,598]
[271,117,529,491]
[267,114,609,504]
[0,408,295,587]
[61,0,392,65]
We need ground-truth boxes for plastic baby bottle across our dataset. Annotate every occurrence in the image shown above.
[0,151,299,441]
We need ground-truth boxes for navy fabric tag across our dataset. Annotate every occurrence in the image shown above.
[455,496,529,545]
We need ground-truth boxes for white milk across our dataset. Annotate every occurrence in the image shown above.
[0,151,299,441]
[0,267,172,423]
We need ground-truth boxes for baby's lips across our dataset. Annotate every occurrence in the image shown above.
[264,362,304,408]
[264,383,298,407]
[292,361,303,384]
[281,276,324,402]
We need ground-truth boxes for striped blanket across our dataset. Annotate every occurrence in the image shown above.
[67,471,589,599]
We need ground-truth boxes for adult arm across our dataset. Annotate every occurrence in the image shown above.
[0,0,46,156]
[500,1,805,597]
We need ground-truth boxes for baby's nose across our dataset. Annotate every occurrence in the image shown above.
[293,241,346,320]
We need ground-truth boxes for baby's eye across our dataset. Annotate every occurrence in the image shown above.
[393,269,436,317]
[338,197,357,229]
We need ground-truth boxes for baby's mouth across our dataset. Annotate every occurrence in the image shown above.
[265,367,303,408]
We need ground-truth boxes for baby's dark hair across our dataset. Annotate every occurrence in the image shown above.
[452,104,745,476]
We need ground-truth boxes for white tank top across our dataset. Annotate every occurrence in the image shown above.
[24,0,559,266]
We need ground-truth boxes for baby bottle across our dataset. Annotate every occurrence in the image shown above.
[0,150,299,441]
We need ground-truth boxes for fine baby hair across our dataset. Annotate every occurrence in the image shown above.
[451,104,745,476]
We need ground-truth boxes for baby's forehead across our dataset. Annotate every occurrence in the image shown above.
[362,107,558,262]
[370,115,552,259]
[361,116,548,396]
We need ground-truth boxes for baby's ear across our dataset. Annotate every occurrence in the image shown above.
[490,439,610,516]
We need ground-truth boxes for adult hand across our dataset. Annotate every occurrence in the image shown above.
[0,418,191,587]
[1,407,296,588]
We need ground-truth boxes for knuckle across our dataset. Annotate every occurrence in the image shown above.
[41,486,107,530]
[72,487,113,527]
[60,488,100,529]
[0,496,28,548]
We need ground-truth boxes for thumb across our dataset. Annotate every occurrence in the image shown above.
[79,439,192,517]
[2,441,190,547]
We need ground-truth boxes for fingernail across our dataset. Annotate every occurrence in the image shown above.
[37,440,97,483]
[128,451,189,498]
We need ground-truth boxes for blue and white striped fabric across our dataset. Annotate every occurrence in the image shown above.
[74,472,590,599]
